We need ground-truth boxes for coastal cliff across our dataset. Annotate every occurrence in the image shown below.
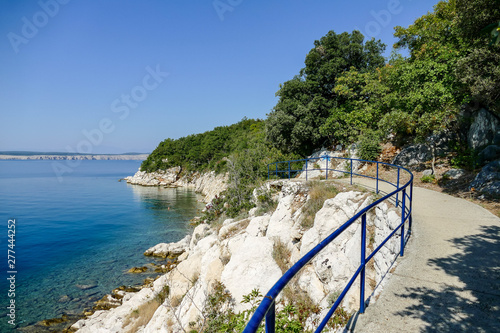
[124,167,228,203]
[0,154,149,160]
[72,179,402,332]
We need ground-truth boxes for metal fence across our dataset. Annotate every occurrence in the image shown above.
[244,156,413,333]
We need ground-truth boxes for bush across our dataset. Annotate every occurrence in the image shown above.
[357,130,382,161]
[421,174,435,183]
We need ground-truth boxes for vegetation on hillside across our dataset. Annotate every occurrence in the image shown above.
[140,0,499,225]
[138,1,499,330]
[144,0,499,174]
[267,0,499,157]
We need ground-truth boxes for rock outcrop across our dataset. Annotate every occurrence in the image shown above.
[468,108,500,150]
[392,131,455,167]
[125,168,228,202]
[73,180,405,332]
[296,148,365,180]
[143,235,191,259]
[470,160,500,198]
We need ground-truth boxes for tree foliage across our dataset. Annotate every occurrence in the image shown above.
[265,0,499,157]
[145,0,500,180]
[141,118,267,172]
[266,30,385,156]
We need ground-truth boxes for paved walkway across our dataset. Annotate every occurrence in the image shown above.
[346,183,500,332]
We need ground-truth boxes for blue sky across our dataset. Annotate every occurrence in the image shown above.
[0,0,439,154]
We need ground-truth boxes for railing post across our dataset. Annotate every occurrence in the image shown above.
[360,213,367,313]
[275,163,278,178]
[306,159,308,181]
[325,156,329,180]
[288,161,291,180]
[409,181,413,233]
[400,188,406,257]
[396,168,400,207]
[376,162,379,194]
[265,301,276,333]
[350,159,353,185]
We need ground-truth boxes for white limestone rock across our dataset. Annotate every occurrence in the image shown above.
[189,223,211,250]
[246,215,270,237]
[143,235,191,258]
[221,235,282,312]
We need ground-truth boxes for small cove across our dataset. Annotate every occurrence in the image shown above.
[0,160,203,330]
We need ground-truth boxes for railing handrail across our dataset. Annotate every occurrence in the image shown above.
[244,156,413,333]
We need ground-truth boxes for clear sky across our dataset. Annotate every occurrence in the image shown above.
[0,0,439,154]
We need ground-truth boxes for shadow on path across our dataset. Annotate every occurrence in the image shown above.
[395,225,500,332]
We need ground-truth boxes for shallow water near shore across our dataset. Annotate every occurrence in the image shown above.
[0,160,202,330]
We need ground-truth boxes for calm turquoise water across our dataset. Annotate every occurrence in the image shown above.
[0,160,202,330]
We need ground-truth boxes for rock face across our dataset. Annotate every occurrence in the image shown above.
[73,181,405,332]
[478,145,500,165]
[125,168,228,202]
[470,160,500,198]
[392,131,455,167]
[296,148,364,180]
[468,108,500,150]
[124,166,182,187]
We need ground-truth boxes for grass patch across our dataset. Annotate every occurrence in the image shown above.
[300,181,339,230]
[326,306,351,331]
[122,300,161,333]
[421,174,436,183]
[255,187,278,215]
[170,294,183,308]
[220,219,251,240]
[272,238,291,274]
[155,285,170,304]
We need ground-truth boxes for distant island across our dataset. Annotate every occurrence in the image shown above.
[0,151,149,160]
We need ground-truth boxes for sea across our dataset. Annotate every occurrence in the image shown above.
[0,160,203,331]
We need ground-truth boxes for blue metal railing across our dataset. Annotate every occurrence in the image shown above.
[245,156,413,333]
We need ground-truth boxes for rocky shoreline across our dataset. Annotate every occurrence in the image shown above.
[0,154,149,160]
[19,168,227,333]
[68,171,403,332]
[124,166,228,202]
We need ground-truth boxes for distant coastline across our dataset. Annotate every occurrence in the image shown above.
[0,152,149,160]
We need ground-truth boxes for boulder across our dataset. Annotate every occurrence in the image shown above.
[422,169,433,177]
[468,108,500,150]
[189,223,210,250]
[392,131,455,167]
[470,160,500,198]
[443,168,466,180]
[127,266,148,274]
[478,145,500,165]
[246,215,270,237]
[144,235,191,258]
[392,143,431,167]
[494,133,500,146]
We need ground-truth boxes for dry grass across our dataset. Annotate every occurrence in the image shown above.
[170,295,183,308]
[272,238,291,274]
[220,219,250,240]
[300,181,339,230]
[122,300,161,333]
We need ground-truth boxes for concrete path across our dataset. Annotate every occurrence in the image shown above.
[346,184,500,332]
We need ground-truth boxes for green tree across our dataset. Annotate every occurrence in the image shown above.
[454,0,500,113]
[319,68,389,144]
[266,30,385,156]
